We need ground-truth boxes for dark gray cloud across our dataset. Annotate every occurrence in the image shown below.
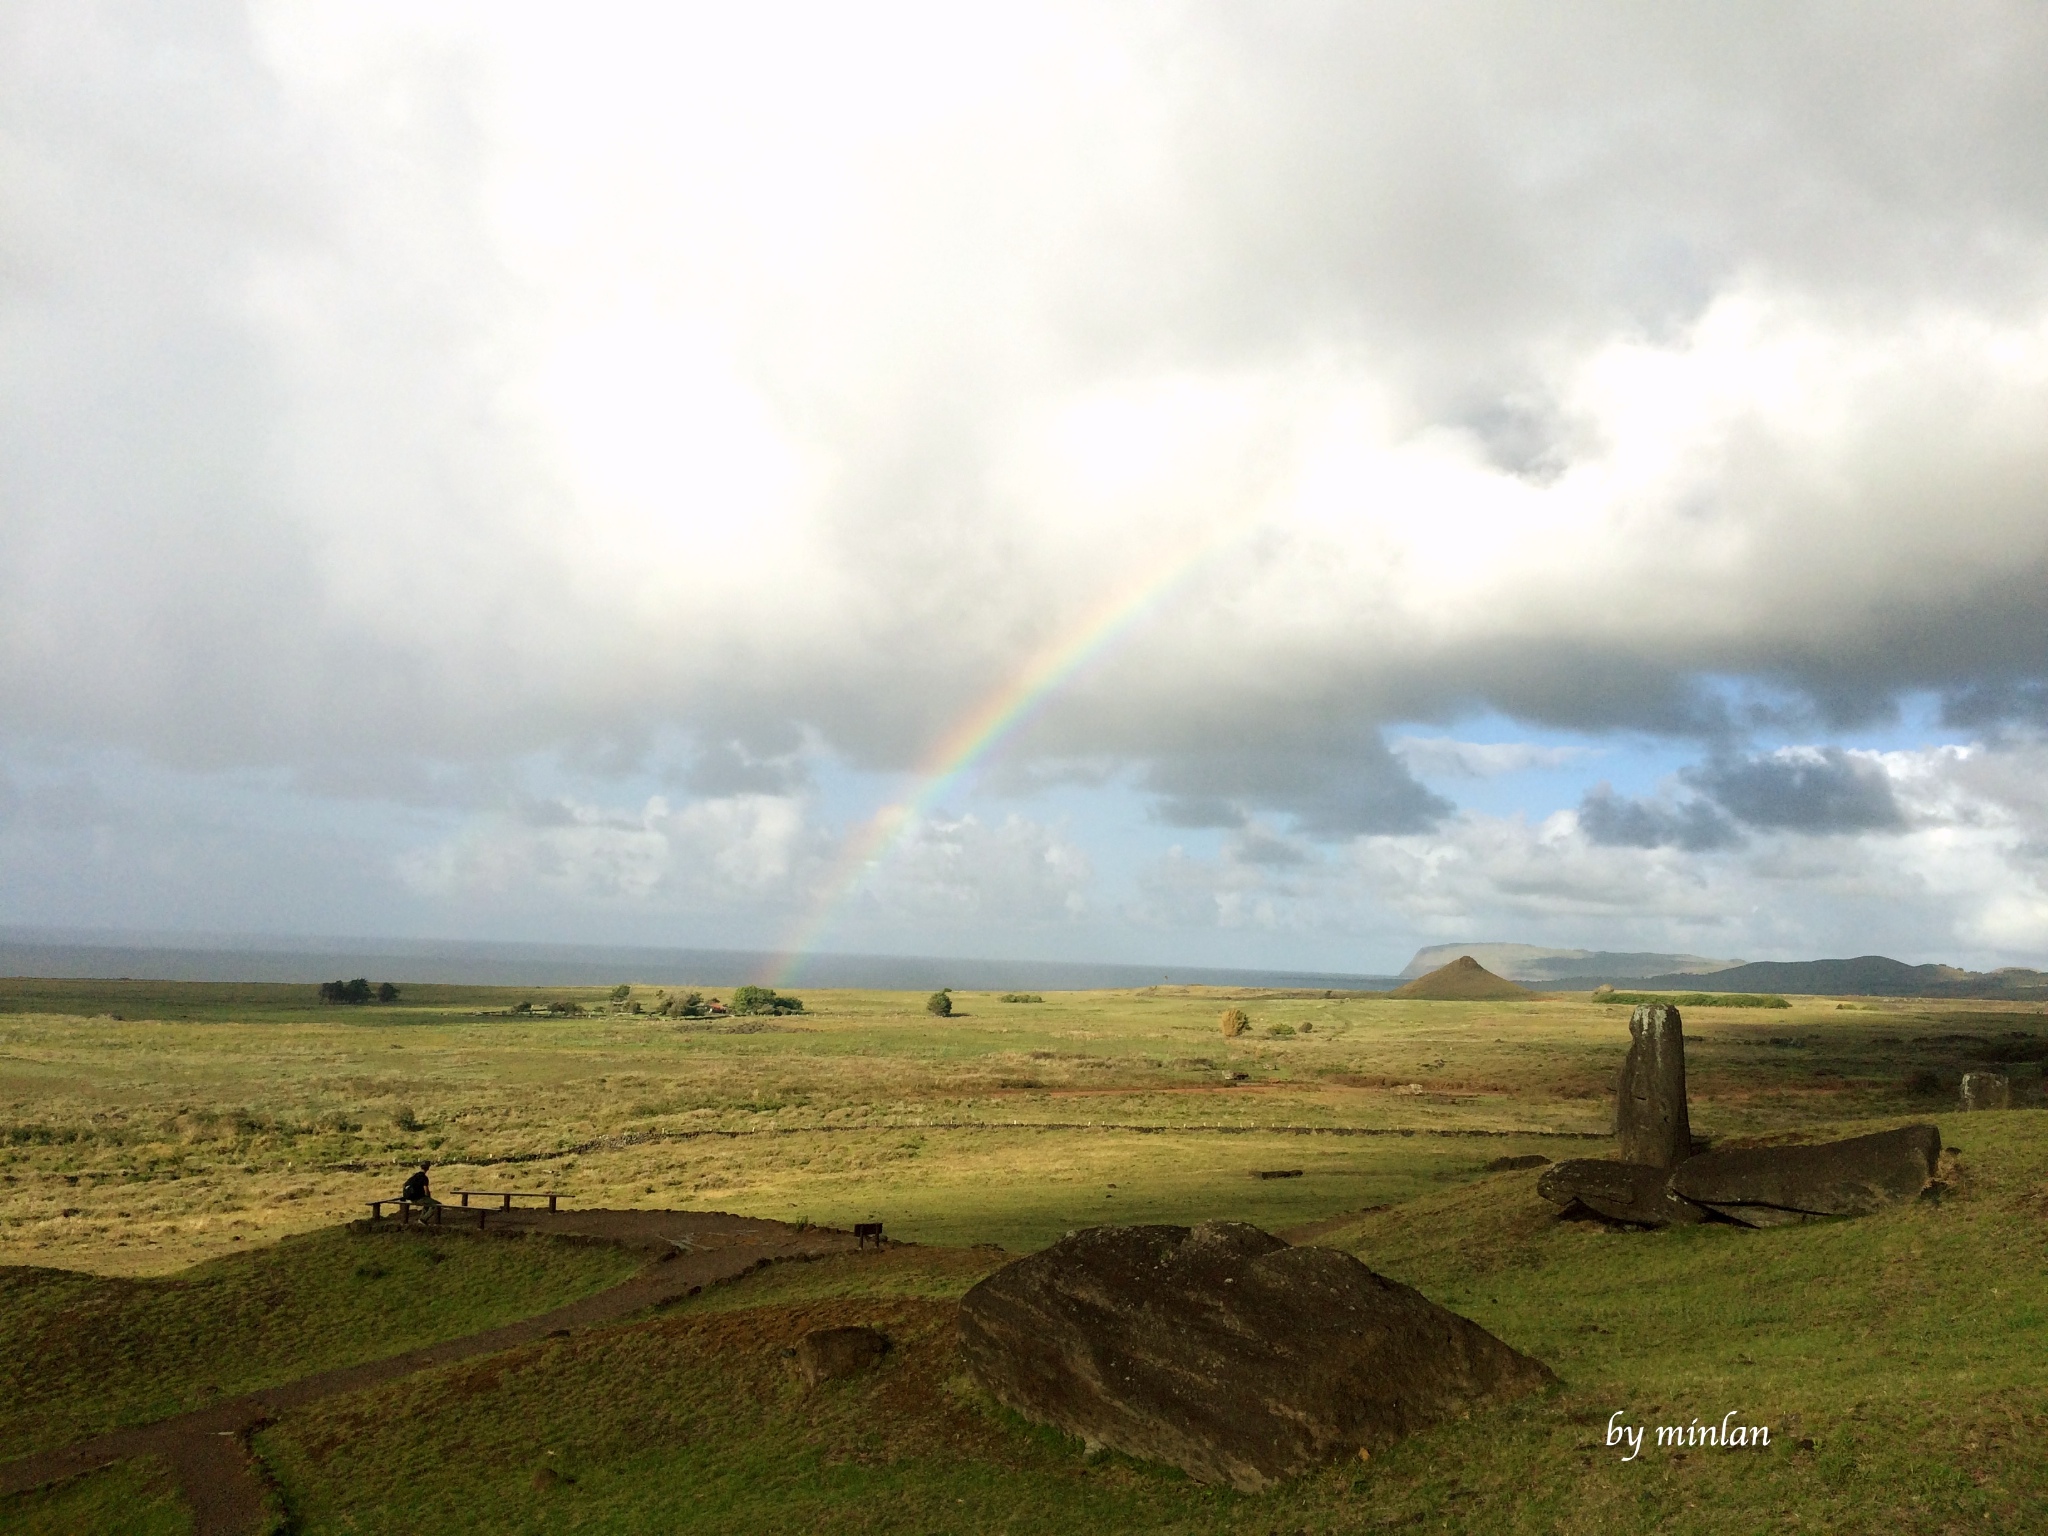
[1143,731,1450,841]
[1942,680,2048,732]
[1151,796,1246,830]
[1226,829,1312,867]
[1578,785,1740,851]
[1684,749,1905,834]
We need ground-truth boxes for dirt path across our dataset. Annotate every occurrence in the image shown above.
[0,1211,858,1535]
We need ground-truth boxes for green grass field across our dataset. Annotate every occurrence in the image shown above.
[3,978,2044,1531]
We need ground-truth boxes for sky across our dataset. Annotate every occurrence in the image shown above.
[5,1,2048,975]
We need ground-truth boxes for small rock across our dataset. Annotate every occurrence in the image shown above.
[1667,1124,1941,1225]
[793,1324,891,1385]
[957,1222,1553,1492]
[1616,1004,1691,1170]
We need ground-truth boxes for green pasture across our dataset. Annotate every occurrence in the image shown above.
[2,977,2045,1531]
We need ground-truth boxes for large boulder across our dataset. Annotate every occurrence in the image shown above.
[1667,1124,1941,1226]
[1616,1003,1691,1169]
[1537,1158,1703,1227]
[956,1222,1553,1491]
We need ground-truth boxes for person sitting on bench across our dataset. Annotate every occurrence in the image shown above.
[400,1162,434,1214]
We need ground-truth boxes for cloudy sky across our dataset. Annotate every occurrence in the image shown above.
[6,1,2048,974]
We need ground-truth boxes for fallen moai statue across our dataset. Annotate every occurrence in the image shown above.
[1538,1157,1704,1226]
[1538,1003,1943,1227]
[957,1221,1553,1492]
[1667,1124,1942,1226]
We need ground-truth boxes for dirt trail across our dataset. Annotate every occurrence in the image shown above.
[0,1210,857,1535]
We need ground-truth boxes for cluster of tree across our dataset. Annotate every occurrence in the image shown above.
[999,993,1043,1004]
[318,979,399,1004]
[510,999,583,1015]
[652,990,719,1017]
[731,985,804,1016]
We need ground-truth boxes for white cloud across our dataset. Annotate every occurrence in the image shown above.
[397,793,805,905]
[1127,740,2048,967]
[838,812,1094,934]
[1393,737,1596,779]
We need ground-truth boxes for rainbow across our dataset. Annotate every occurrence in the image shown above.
[768,517,1247,982]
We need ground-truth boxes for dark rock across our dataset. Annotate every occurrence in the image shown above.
[1486,1153,1552,1172]
[1667,1124,1941,1226]
[793,1324,891,1385]
[1960,1071,2010,1111]
[1616,1003,1691,1169]
[1536,1159,1702,1226]
[956,1221,1553,1491]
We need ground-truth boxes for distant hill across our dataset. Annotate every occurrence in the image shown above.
[1558,954,2048,999]
[1399,943,1741,982]
[1390,955,1533,1000]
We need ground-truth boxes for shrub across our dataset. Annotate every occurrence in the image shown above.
[610,983,632,1005]
[512,1000,533,1014]
[1219,1007,1249,1038]
[926,990,953,1017]
[1000,993,1044,1004]
[393,1105,422,1132]
[375,982,400,1004]
[545,1000,582,1016]
[1905,1068,1945,1098]
[1265,1022,1296,1037]
[732,985,803,1016]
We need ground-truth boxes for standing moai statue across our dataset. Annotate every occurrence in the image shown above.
[1959,1071,2010,1111]
[1617,1003,1691,1168]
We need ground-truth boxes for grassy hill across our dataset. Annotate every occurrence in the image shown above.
[3,979,2045,1530]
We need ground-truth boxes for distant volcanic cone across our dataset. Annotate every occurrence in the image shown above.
[1389,955,1532,1001]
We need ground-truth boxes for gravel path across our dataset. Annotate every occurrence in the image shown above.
[0,1211,859,1535]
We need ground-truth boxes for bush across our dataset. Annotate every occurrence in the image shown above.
[1265,1022,1296,1037]
[375,982,400,1004]
[393,1105,422,1132]
[1000,993,1043,1004]
[545,1000,582,1016]
[609,983,632,1005]
[926,990,953,1017]
[1905,1068,1945,1098]
[1219,1007,1249,1038]
[731,985,803,1016]
[318,979,375,1005]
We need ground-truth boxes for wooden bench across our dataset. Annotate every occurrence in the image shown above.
[365,1199,491,1229]
[449,1189,566,1212]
